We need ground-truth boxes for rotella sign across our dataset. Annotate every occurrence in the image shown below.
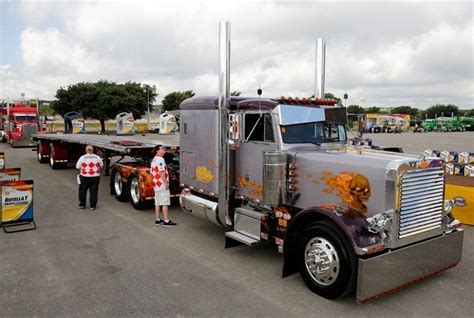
[0,180,34,224]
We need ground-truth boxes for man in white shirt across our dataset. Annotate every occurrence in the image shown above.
[76,145,104,210]
[151,145,176,227]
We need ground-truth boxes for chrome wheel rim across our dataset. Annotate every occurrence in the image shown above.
[114,173,122,195]
[130,178,140,204]
[304,237,340,286]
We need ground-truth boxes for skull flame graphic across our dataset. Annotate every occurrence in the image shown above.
[322,171,371,213]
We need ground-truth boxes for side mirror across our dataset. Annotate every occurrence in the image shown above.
[229,113,243,142]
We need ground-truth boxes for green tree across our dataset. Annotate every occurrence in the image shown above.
[465,109,474,117]
[162,90,195,112]
[231,91,241,96]
[365,106,381,113]
[53,81,157,132]
[390,106,420,118]
[425,104,461,119]
[39,105,57,116]
[346,104,365,115]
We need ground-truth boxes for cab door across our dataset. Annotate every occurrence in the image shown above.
[235,112,277,201]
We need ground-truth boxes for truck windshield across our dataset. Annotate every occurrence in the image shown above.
[14,115,37,121]
[281,122,346,144]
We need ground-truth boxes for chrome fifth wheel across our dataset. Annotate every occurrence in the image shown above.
[129,175,149,210]
[112,169,129,202]
[298,220,358,299]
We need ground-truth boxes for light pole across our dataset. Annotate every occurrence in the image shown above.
[143,87,151,131]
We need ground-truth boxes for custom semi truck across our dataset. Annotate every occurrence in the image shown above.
[31,22,463,302]
[1,99,40,147]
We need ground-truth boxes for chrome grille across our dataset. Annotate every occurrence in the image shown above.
[398,168,444,239]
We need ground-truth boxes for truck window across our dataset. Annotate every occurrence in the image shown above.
[282,122,346,144]
[245,113,274,142]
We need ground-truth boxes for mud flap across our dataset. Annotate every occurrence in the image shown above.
[356,229,463,303]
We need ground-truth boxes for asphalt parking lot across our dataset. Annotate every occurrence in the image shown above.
[0,133,473,317]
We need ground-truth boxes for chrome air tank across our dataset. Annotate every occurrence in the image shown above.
[262,150,287,206]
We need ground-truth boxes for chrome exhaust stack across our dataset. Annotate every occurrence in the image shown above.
[217,21,232,227]
[314,38,326,99]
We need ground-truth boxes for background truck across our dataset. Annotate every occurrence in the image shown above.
[424,117,467,132]
[1,99,40,147]
[31,22,463,303]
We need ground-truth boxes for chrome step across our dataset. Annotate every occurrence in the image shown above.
[225,231,260,247]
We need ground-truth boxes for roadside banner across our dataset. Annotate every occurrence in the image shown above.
[0,180,36,233]
[0,168,21,182]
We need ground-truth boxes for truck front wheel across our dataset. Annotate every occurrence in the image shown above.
[297,221,358,299]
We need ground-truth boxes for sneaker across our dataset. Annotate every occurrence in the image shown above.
[161,220,177,228]
[78,205,86,209]
[154,219,164,226]
[90,207,96,210]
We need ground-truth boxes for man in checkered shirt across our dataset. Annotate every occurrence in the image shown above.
[151,145,176,227]
[76,145,103,210]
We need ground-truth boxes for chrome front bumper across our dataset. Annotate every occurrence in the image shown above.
[357,229,463,303]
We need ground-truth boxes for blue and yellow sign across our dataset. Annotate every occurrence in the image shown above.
[0,180,34,224]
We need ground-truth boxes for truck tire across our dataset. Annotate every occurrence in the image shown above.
[37,143,49,163]
[129,174,150,210]
[297,220,358,299]
[49,144,66,169]
[112,169,130,202]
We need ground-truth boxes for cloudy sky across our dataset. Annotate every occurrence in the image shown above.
[1,0,473,108]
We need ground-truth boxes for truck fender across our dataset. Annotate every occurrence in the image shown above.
[282,205,383,278]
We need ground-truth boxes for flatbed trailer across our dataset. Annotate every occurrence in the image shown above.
[32,133,181,209]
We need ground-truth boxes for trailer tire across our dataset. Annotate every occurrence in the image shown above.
[112,169,130,202]
[129,174,151,210]
[37,143,49,163]
[49,144,65,169]
[297,220,358,299]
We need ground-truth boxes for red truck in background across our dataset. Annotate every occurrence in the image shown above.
[1,100,42,147]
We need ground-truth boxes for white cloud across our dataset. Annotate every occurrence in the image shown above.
[1,1,472,108]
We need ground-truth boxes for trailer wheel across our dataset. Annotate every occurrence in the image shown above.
[129,175,150,210]
[112,169,130,202]
[37,143,49,163]
[49,144,65,169]
[297,220,358,299]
